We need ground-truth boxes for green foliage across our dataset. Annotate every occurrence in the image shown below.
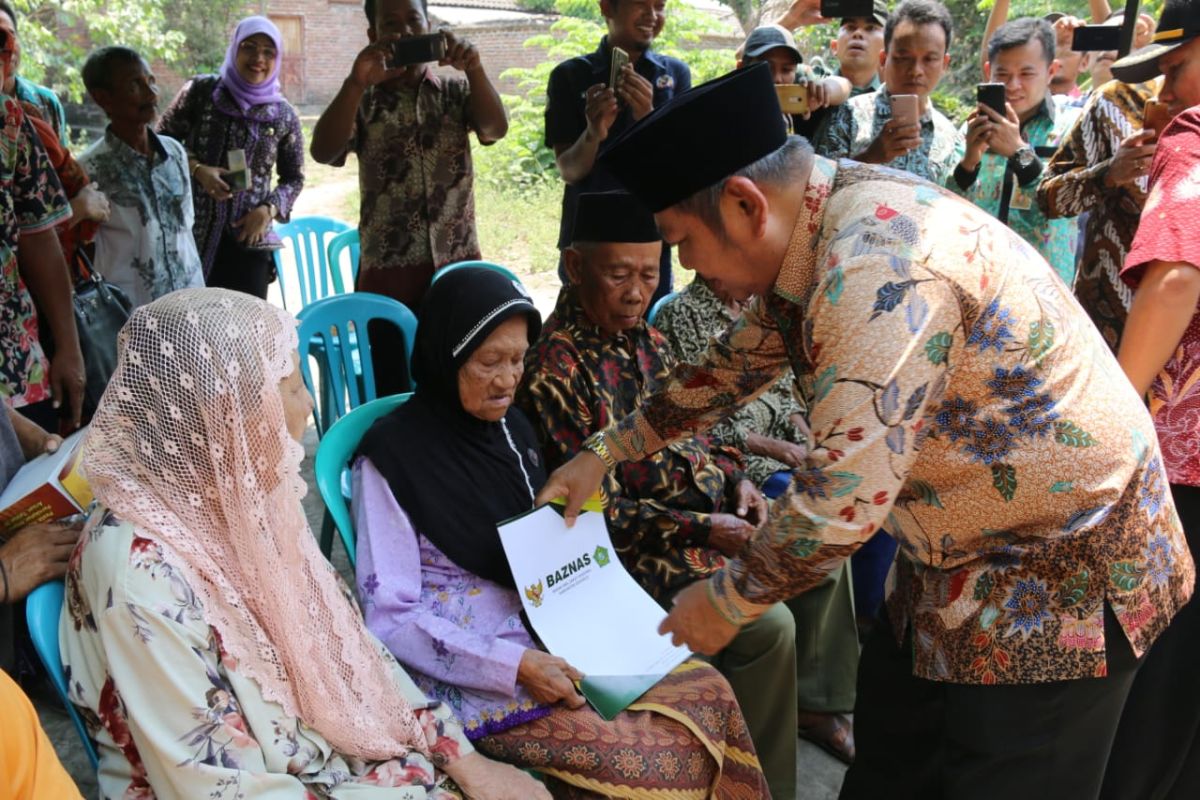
[161,0,250,77]
[517,0,561,11]
[473,0,738,193]
[10,0,185,102]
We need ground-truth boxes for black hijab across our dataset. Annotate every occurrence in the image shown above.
[359,268,544,589]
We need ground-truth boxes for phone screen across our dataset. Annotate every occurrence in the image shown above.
[977,83,1006,117]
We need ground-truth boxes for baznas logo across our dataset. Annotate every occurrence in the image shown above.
[525,580,544,608]
[593,545,610,567]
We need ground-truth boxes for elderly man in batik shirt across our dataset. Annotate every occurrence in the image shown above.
[540,63,1194,800]
[516,191,800,799]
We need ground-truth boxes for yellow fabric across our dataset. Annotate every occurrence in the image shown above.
[0,669,83,800]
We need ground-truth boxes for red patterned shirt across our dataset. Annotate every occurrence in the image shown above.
[1123,107,1200,487]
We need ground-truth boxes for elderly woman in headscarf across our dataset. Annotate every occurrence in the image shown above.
[60,288,549,800]
[353,267,769,799]
[158,16,305,298]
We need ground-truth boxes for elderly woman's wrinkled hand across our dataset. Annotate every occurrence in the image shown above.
[517,649,586,708]
[0,521,82,603]
[734,479,768,528]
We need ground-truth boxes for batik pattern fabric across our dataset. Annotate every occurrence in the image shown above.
[332,71,480,307]
[947,96,1082,284]
[811,87,965,184]
[516,288,747,605]
[1036,78,1160,351]
[21,100,96,264]
[14,76,67,144]
[599,156,1194,685]
[0,94,70,407]
[1122,108,1200,489]
[476,660,768,800]
[653,278,806,486]
[78,127,205,309]
[157,76,305,277]
[62,518,471,800]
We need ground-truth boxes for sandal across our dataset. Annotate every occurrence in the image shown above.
[797,711,856,765]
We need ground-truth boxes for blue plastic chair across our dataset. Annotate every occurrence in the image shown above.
[326,228,360,295]
[27,580,99,771]
[273,216,352,310]
[315,393,412,567]
[297,293,418,437]
[432,260,521,285]
[647,291,677,325]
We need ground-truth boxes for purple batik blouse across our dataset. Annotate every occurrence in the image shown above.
[353,457,551,740]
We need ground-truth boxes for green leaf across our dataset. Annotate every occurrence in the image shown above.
[824,267,844,305]
[924,331,952,365]
[828,471,863,498]
[786,538,822,559]
[991,463,1017,502]
[973,572,995,600]
[980,604,1000,630]
[1109,561,1145,592]
[1028,319,1055,363]
[812,366,837,403]
[1049,481,1074,493]
[1055,421,1097,447]
[906,479,944,509]
[1056,570,1090,608]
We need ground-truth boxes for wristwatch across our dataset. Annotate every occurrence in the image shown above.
[1010,144,1037,171]
[582,431,617,470]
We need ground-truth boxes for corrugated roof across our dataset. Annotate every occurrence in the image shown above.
[430,0,547,13]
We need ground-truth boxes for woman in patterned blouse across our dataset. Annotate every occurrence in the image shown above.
[158,16,305,299]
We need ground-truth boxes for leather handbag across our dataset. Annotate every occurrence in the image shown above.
[71,250,132,419]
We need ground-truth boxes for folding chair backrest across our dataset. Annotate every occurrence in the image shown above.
[272,216,352,310]
[647,291,678,326]
[315,393,412,566]
[326,228,360,295]
[432,260,521,286]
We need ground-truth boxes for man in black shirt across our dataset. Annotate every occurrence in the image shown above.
[544,0,690,304]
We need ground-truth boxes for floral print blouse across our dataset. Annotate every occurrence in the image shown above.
[597,157,1194,685]
[0,94,71,407]
[61,516,472,799]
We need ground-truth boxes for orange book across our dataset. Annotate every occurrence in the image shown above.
[0,428,92,536]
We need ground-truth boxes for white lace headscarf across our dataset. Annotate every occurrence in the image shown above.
[84,288,428,759]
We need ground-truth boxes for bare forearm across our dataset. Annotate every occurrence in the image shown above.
[18,229,77,347]
[980,0,1011,73]
[310,79,365,164]
[466,66,507,143]
[555,132,602,185]
[1089,0,1112,22]
[1118,260,1200,395]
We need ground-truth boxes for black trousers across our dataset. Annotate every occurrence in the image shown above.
[206,234,275,299]
[1099,483,1200,800]
[840,604,1140,800]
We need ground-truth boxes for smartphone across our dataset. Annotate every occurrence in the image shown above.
[977,83,1007,117]
[388,32,447,68]
[1143,99,1171,139]
[776,84,809,116]
[820,0,877,18]
[225,149,249,192]
[609,46,629,90]
[891,94,918,127]
[1071,25,1121,52]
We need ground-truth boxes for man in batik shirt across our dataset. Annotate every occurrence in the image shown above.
[1036,76,1161,351]
[516,191,800,799]
[1105,7,1200,795]
[539,63,1193,799]
[812,0,964,184]
[948,18,1081,284]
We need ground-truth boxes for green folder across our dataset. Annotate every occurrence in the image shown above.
[579,674,665,720]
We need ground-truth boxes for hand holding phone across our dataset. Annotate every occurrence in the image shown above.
[776,84,810,117]
[890,94,918,127]
[1143,100,1172,140]
[976,83,1006,118]
[387,32,447,69]
[859,95,921,164]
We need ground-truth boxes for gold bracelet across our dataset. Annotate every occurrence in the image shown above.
[582,431,616,470]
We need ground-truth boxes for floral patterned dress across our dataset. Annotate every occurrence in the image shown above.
[61,516,470,799]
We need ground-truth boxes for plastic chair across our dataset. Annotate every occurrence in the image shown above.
[27,580,99,771]
[432,260,521,285]
[326,228,360,295]
[647,291,677,325]
[315,393,412,567]
[297,293,418,436]
[272,216,352,310]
